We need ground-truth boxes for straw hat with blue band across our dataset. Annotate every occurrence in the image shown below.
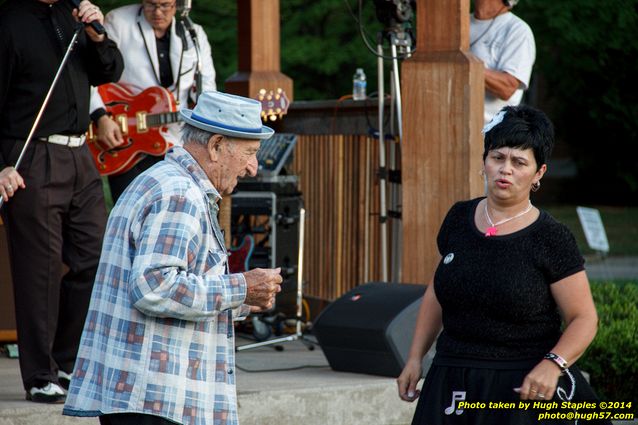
[180,91,275,140]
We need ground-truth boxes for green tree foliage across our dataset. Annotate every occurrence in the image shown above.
[280,0,385,100]
[189,0,237,91]
[96,0,385,100]
[580,282,638,404]
[516,1,638,201]
[96,0,238,91]
[38,0,637,201]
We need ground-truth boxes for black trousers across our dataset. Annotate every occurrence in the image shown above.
[108,154,163,203]
[99,413,178,425]
[1,141,106,390]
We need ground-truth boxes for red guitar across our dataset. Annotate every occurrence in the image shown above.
[228,234,255,273]
[88,83,180,176]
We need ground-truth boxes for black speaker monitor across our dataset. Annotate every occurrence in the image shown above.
[313,282,434,377]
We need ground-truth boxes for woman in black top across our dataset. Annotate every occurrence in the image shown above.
[397,106,609,424]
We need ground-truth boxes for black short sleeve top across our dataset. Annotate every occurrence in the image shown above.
[433,197,585,360]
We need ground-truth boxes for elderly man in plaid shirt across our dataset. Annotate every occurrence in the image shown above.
[63,91,282,425]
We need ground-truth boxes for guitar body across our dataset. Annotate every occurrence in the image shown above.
[229,234,255,273]
[88,83,179,176]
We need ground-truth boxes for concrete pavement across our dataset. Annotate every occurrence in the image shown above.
[0,337,416,425]
[2,336,636,425]
[585,256,638,281]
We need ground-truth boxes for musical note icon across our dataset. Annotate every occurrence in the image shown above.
[444,391,466,415]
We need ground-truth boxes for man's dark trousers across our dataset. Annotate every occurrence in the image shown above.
[2,140,106,390]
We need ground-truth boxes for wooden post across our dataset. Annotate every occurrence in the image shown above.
[225,0,293,100]
[223,0,293,249]
[400,0,485,283]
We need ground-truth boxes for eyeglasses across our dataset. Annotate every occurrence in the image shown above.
[142,1,176,11]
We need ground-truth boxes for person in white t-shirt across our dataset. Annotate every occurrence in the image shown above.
[470,0,536,123]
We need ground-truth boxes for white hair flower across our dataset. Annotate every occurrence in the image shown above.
[482,109,507,135]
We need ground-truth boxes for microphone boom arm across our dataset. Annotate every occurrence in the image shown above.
[180,16,203,102]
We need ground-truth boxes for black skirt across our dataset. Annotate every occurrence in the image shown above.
[411,355,611,425]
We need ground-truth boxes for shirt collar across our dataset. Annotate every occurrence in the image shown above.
[25,0,56,17]
[166,145,222,205]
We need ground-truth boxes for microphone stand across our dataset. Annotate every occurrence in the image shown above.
[179,14,203,102]
[236,208,315,352]
[375,24,412,283]
[0,24,83,210]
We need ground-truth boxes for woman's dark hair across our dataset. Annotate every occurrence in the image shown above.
[482,105,555,169]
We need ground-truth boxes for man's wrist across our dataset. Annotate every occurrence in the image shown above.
[90,107,107,124]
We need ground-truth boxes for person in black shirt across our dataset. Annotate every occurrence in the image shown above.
[0,0,123,403]
[397,106,610,424]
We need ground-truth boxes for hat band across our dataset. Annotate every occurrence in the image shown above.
[191,112,262,134]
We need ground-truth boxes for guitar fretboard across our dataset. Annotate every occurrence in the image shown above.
[146,112,181,127]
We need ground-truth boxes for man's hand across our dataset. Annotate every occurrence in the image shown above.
[96,115,124,150]
[0,167,25,202]
[73,0,105,43]
[243,267,282,311]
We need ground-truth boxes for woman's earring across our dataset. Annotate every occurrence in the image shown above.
[481,170,487,194]
[531,181,541,192]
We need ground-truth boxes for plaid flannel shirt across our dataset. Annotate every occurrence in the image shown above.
[64,146,250,425]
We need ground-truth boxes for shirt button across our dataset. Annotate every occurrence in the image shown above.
[227,368,234,375]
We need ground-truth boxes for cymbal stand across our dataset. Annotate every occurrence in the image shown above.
[376,37,389,282]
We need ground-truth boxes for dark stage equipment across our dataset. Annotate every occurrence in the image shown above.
[313,282,434,377]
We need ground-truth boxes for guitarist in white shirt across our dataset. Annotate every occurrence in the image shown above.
[90,0,216,201]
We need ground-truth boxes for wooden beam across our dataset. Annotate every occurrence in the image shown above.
[400,0,484,283]
[0,330,17,343]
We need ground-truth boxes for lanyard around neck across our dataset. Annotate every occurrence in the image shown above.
[136,7,184,100]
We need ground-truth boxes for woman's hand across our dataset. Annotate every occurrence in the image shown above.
[396,278,442,403]
[517,359,563,400]
[397,357,422,402]
[516,270,598,401]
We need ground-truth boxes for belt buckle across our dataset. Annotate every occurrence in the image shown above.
[72,134,86,147]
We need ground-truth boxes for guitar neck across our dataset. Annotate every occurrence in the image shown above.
[146,111,181,127]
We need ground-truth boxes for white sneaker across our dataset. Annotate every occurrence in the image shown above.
[58,370,72,390]
[26,382,66,403]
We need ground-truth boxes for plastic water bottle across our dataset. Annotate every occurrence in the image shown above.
[353,68,367,101]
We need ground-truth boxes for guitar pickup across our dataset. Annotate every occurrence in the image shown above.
[116,114,129,136]
[136,111,148,133]
[87,123,95,141]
